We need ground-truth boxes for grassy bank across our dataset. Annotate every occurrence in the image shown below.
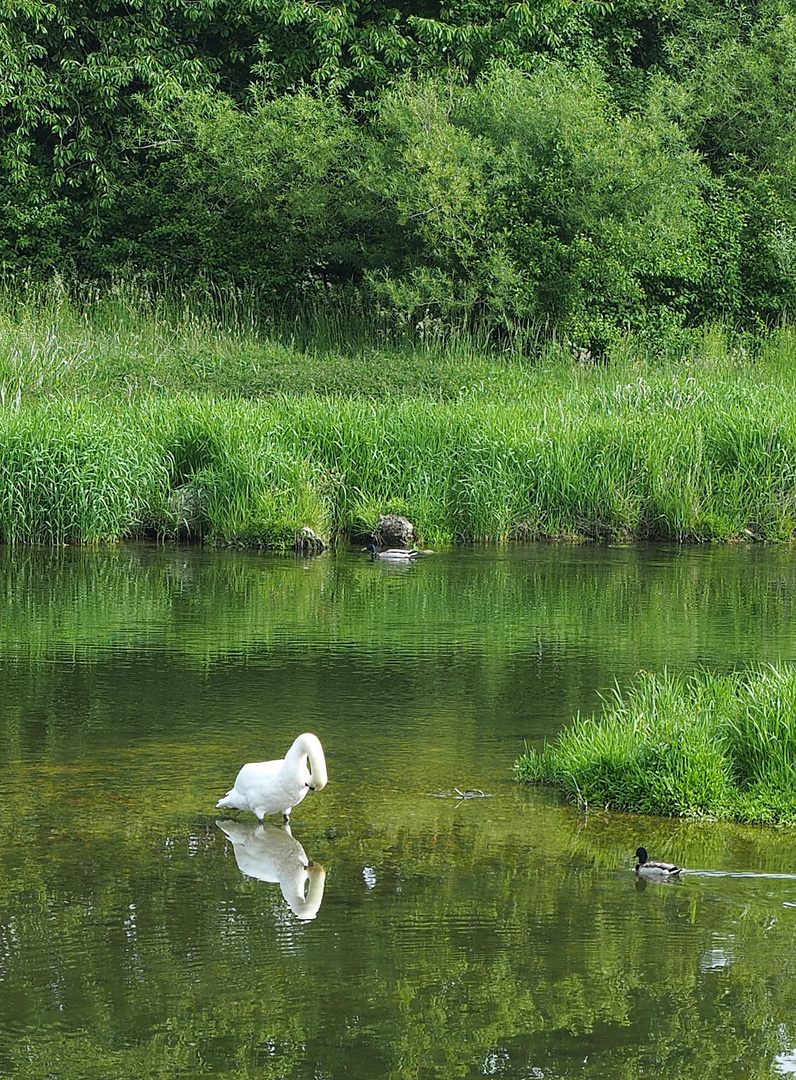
[3,383,796,546]
[0,277,528,402]
[515,665,796,825]
[3,284,796,547]
[2,276,795,403]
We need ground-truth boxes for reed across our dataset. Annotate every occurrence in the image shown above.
[515,665,796,824]
[0,402,169,544]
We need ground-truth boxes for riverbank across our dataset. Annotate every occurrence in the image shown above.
[2,382,796,547]
[514,665,796,826]
[2,286,796,547]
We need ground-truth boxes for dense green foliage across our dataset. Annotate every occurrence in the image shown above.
[515,665,796,823]
[2,0,795,345]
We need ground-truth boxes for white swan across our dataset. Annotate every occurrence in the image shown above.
[216,732,328,823]
[216,820,327,920]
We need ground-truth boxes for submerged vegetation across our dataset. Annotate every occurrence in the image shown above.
[515,665,796,825]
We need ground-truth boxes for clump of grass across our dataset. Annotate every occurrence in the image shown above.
[0,402,170,544]
[144,398,335,547]
[0,399,336,550]
[515,665,796,824]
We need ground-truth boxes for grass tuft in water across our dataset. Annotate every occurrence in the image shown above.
[515,665,796,825]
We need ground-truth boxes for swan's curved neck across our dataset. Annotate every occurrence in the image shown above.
[285,863,326,919]
[286,732,328,791]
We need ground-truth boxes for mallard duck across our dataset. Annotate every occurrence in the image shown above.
[367,543,421,562]
[635,846,682,877]
[216,732,328,823]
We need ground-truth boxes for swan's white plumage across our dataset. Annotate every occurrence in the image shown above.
[217,819,327,920]
[216,732,327,822]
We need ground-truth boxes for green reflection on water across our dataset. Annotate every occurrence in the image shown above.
[1,544,796,1079]
[3,542,796,665]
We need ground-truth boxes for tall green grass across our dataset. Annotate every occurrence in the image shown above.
[4,379,796,547]
[0,275,530,401]
[3,281,796,547]
[0,403,169,544]
[515,665,796,824]
[2,274,790,402]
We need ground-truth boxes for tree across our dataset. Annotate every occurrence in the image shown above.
[363,64,708,347]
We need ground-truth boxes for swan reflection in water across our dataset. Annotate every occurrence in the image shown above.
[216,819,326,921]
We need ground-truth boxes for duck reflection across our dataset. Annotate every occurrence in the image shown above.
[216,819,326,920]
[634,873,684,892]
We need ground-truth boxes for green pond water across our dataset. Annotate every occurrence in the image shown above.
[1,543,796,1080]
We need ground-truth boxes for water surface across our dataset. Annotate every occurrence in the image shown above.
[1,543,796,1079]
